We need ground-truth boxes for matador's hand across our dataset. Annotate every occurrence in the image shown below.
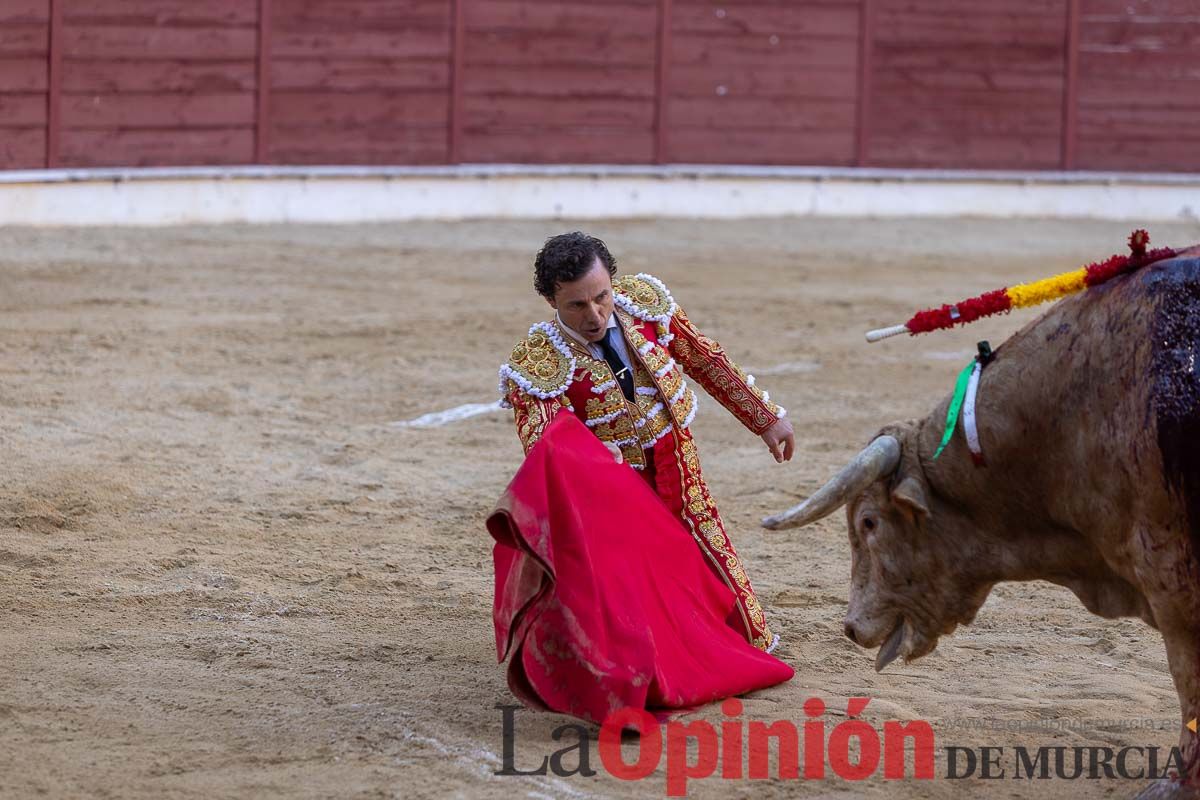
[761,418,795,463]
[604,441,624,464]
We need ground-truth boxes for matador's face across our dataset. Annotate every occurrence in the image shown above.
[548,258,614,343]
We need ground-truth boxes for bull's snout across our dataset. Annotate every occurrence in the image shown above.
[842,610,893,649]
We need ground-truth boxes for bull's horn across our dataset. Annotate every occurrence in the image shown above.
[761,436,901,529]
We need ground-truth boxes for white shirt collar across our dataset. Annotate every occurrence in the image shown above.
[556,310,617,349]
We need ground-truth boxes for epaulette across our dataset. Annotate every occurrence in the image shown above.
[496,321,576,407]
[613,273,678,325]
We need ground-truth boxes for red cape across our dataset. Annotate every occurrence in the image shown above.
[487,412,793,724]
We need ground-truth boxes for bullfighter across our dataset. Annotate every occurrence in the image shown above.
[497,231,795,652]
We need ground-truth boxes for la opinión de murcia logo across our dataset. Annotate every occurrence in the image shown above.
[496,700,1192,797]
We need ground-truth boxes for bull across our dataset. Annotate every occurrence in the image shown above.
[764,248,1200,796]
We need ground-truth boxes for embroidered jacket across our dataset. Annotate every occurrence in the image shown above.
[498,273,786,467]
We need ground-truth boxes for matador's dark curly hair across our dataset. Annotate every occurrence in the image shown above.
[533,231,617,299]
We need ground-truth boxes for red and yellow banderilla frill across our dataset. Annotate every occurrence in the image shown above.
[866,230,1179,342]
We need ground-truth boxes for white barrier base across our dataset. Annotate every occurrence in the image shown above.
[1,164,1198,226]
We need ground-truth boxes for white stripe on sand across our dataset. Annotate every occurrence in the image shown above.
[399,725,602,800]
[391,401,506,428]
[752,361,822,375]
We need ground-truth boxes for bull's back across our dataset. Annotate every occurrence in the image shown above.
[1016,252,1200,558]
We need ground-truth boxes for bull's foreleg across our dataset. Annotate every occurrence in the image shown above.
[1133,580,1200,800]
[1131,524,1200,796]
[1131,621,1200,800]
[1161,626,1200,786]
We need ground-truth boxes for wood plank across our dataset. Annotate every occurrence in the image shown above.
[464,30,655,67]
[0,126,44,167]
[270,90,449,127]
[856,0,873,166]
[1078,79,1200,108]
[673,0,860,6]
[873,6,1067,46]
[868,133,1062,168]
[669,63,856,98]
[47,0,60,167]
[872,66,1064,93]
[269,124,447,164]
[670,3,858,37]
[1081,19,1200,48]
[465,0,657,33]
[1078,106,1200,137]
[1062,0,1080,169]
[1081,0,1200,19]
[1076,137,1200,171]
[464,95,654,128]
[669,95,856,129]
[867,0,1072,172]
[874,0,1067,18]
[464,64,655,98]
[873,43,1067,73]
[270,57,450,94]
[61,0,258,27]
[272,29,449,58]
[460,127,655,163]
[0,56,48,91]
[256,0,272,164]
[0,92,46,125]
[1078,49,1200,80]
[667,126,854,164]
[871,98,1063,135]
[0,0,47,23]
[62,25,257,59]
[60,92,255,128]
[272,0,449,30]
[654,0,671,164]
[0,23,48,56]
[671,32,857,69]
[448,0,463,162]
[58,127,254,165]
[62,59,255,92]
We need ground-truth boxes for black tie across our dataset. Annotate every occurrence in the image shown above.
[599,328,635,402]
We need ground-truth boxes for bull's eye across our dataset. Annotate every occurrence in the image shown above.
[862,517,877,532]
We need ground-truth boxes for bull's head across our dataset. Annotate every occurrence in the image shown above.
[763,424,993,671]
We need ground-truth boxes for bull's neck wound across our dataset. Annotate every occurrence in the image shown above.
[1149,256,1200,564]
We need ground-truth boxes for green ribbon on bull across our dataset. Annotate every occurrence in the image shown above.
[933,361,976,460]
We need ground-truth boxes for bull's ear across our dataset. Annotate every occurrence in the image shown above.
[891,475,930,522]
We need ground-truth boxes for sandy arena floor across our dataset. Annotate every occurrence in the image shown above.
[2,217,1199,799]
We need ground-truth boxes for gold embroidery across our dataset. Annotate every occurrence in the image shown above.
[657,368,684,405]
[633,375,657,413]
[617,312,696,440]
[585,392,625,420]
[730,362,781,415]
[614,274,673,319]
[624,325,649,353]
[639,407,672,443]
[661,386,695,431]
[507,384,569,455]
[588,414,637,442]
[640,342,672,376]
[670,428,773,649]
[517,396,545,450]
[669,306,780,434]
[507,329,573,397]
[619,443,645,468]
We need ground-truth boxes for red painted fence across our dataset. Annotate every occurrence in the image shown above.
[2,0,1197,171]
